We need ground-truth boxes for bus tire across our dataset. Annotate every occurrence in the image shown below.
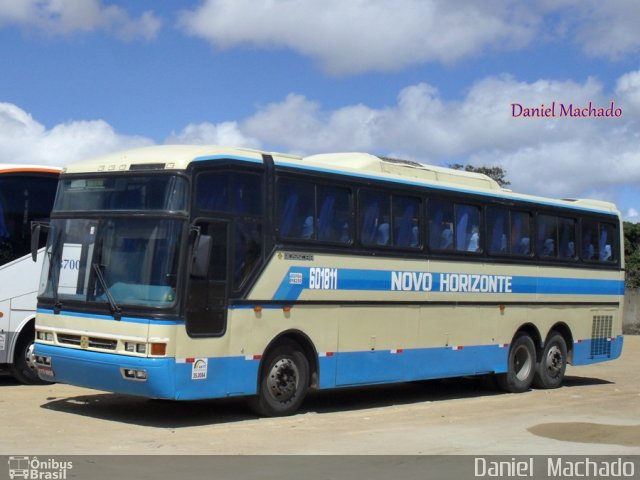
[248,341,309,417]
[496,332,536,393]
[10,329,51,385]
[532,331,567,389]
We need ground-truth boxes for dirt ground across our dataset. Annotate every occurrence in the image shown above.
[1,337,639,456]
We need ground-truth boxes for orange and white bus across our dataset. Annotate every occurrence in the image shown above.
[0,165,60,383]
[33,146,623,415]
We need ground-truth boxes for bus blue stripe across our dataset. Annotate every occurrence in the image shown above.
[192,155,263,164]
[273,267,624,301]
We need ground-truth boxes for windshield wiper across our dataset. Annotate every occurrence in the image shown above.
[92,263,122,320]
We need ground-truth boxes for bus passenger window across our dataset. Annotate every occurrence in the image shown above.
[360,190,390,247]
[599,223,616,262]
[428,199,454,251]
[537,215,559,258]
[487,207,508,254]
[197,172,262,215]
[511,211,531,255]
[393,196,420,248]
[360,202,379,245]
[277,180,314,239]
[558,217,576,259]
[581,220,598,261]
[317,186,351,243]
[455,204,480,252]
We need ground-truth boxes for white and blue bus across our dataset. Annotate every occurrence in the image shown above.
[0,165,60,384]
[33,146,624,415]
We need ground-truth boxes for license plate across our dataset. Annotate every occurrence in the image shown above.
[37,365,55,378]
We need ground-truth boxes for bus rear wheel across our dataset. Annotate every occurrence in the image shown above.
[496,332,536,393]
[533,331,567,389]
[249,341,309,417]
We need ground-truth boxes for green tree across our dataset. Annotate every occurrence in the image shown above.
[624,221,640,288]
[449,163,511,188]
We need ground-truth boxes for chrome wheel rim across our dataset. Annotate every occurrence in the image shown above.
[25,342,38,373]
[513,344,533,381]
[544,345,563,378]
[266,358,299,402]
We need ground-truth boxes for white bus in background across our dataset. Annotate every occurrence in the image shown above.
[0,165,60,383]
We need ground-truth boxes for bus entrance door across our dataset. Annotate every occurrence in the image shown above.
[186,221,229,336]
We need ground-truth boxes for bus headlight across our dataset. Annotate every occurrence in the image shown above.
[36,331,54,342]
[124,342,147,354]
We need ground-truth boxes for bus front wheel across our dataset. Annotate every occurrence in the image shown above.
[11,328,51,385]
[532,331,567,389]
[249,341,309,417]
[496,332,536,393]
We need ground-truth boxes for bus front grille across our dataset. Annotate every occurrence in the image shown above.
[57,333,118,351]
[590,315,613,358]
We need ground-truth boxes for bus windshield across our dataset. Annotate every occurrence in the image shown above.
[39,217,182,309]
[54,175,188,212]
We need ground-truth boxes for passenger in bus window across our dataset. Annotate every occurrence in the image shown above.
[376,216,390,245]
[440,222,453,249]
[339,218,350,243]
[565,241,575,258]
[411,222,419,247]
[301,214,314,239]
[587,244,595,260]
[467,226,480,252]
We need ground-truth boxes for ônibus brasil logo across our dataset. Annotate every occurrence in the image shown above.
[8,456,73,480]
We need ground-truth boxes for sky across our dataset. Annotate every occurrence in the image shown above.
[1,0,639,221]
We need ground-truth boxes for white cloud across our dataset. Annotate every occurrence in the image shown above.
[616,70,640,116]
[165,121,261,148]
[178,0,535,74]
[3,69,639,213]
[0,102,152,166]
[178,0,640,74]
[0,0,161,40]
[237,71,640,204]
[562,0,640,60]
[625,208,639,221]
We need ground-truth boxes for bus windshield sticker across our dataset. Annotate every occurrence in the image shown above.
[58,243,83,295]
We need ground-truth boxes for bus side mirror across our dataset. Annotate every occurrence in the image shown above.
[191,234,212,278]
[30,221,49,262]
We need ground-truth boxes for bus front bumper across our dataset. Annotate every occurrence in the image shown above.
[34,343,260,400]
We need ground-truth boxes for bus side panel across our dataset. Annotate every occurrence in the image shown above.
[0,252,46,365]
[332,344,508,387]
[172,356,260,399]
[0,305,13,363]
